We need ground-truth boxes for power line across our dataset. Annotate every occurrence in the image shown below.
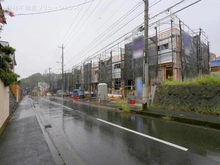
[15,1,94,16]
[72,10,144,61]
[62,0,94,45]
[65,1,194,69]
[61,0,88,43]
[64,1,144,65]
[64,0,162,65]
[98,0,127,29]
[95,0,115,19]
[48,1,93,74]
[150,0,185,20]
[66,0,201,71]
[64,22,151,70]
[63,0,116,47]
[64,0,102,43]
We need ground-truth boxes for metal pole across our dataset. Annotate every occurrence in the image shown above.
[142,0,149,110]
[48,67,51,93]
[171,19,174,79]
[207,41,210,73]
[61,44,64,104]
[155,26,158,77]
[179,20,184,81]
[198,28,202,75]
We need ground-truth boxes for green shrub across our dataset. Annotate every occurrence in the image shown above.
[0,45,19,86]
[116,102,131,113]
[162,75,220,86]
[213,108,220,116]
[162,116,173,121]
[0,69,19,86]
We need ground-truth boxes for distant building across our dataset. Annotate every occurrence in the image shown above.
[210,53,217,61]
[38,82,49,95]
[210,59,220,76]
[216,56,220,60]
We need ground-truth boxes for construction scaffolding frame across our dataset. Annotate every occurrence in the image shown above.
[68,16,210,97]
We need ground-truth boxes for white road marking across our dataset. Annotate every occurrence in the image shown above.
[97,118,188,151]
[41,98,73,111]
[40,98,87,115]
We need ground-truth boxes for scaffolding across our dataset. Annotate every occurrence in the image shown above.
[68,16,210,95]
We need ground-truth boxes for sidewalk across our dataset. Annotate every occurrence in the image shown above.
[76,97,220,130]
[0,97,55,165]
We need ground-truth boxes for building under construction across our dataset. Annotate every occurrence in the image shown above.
[69,16,210,96]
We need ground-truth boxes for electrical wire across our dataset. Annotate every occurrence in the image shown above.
[63,0,117,47]
[64,0,162,65]
[65,0,201,71]
[64,1,144,64]
[15,1,94,16]
[77,10,144,60]
[95,0,115,19]
[65,3,184,68]
[61,0,108,45]
[65,10,144,68]
[62,0,94,44]
[61,0,88,43]
[61,0,103,46]
[98,0,127,29]
[65,22,154,70]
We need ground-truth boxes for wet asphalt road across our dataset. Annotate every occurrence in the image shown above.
[36,97,220,165]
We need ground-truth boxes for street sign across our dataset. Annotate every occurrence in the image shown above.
[132,36,144,59]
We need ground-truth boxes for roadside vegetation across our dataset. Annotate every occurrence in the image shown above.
[162,75,220,85]
[162,116,173,121]
[0,46,19,86]
[151,103,220,116]
[116,102,131,113]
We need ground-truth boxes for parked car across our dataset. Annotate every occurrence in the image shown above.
[56,90,63,97]
[46,92,51,96]
[73,89,85,99]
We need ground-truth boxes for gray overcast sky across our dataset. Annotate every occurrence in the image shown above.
[1,0,220,79]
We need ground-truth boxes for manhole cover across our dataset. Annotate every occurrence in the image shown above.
[45,125,52,128]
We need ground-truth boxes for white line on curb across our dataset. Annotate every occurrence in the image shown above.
[97,118,188,151]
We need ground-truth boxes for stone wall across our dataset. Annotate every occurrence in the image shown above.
[154,85,220,112]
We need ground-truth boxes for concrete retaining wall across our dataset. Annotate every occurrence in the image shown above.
[154,85,220,112]
[9,89,18,115]
[11,84,22,102]
[0,80,10,135]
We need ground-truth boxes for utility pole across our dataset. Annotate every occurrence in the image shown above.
[142,0,149,110]
[58,44,64,104]
[48,67,52,93]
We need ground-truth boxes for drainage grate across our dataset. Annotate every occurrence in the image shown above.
[44,124,52,128]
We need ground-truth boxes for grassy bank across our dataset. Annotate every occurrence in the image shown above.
[162,75,220,85]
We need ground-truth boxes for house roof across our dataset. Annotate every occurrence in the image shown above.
[210,60,220,68]
[0,40,9,47]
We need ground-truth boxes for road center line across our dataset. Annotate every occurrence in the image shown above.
[97,118,188,151]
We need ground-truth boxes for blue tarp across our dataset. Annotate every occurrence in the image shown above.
[210,60,220,68]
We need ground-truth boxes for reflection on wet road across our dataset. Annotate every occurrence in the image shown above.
[36,98,220,165]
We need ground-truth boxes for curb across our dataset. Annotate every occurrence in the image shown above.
[131,110,220,130]
[52,97,220,130]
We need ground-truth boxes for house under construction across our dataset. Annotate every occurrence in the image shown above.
[70,16,210,96]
